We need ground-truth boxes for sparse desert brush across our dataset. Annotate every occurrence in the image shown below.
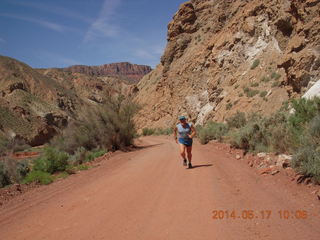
[250,59,260,69]
[52,95,140,152]
[198,121,228,144]
[0,158,29,187]
[226,111,247,129]
[259,91,268,98]
[142,128,156,136]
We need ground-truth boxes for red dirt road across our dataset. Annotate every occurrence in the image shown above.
[0,136,320,240]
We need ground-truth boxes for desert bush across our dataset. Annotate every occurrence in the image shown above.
[52,96,140,153]
[84,149,106,162]
[271,72,281,80]
[292,115,320,182]
[271,81,280,87]
[155,128,173,135]
[228,114,270,152]
[0,135,29,157]
[198,121,228,144]
[226,103,233,110]
[23,171,53,185]
[142,128,156,136]
[33,147,69,174]
[226,111,247,129]
[67,146,86,166]
[244,87,259,97]
[251,59,260,69]
[264,111,291,153]
[288,98,320,148]
[0,161,9,187]
[259,91,268,98]
[261,76,271,82]
[0,134,9,157]
[0,158,29,187]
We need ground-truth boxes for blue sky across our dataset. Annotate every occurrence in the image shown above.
[0,0,185,68]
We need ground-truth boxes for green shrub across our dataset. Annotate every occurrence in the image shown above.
[33,147,69,174]
[142,128,156,136]
[251,82,259,87]
[261,76,271,82]
[244,87,259,97]
[259,91,268,98]
[84,149,106,162]
[77,164,89,171]
[155,128,173,135]
[226,111,247,129]
[23,171,53,185]
[271,72,281,80]
[229,120,269,152]
[271,81,280,87]
[198,121,228,144]
[251,59,260,69]
[0,161,10,188]
[52,96,140,153]
[226,103,233,110]
[68,146,86,166]
[288,98,320,148]
[0,134,9,157]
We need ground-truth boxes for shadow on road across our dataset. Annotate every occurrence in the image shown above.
[131,143,164,152]
[188,164,213,169]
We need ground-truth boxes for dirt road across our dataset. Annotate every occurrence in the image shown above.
[0,136,320,240]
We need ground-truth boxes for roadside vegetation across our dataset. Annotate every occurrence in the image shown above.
[0,96,139,188]
[198,97,320,183]
[142,127,173,136]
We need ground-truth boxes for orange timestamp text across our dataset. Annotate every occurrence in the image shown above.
[211,210,309,220]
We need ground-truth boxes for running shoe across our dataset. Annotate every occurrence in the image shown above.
[183,159,187,166]
[188,162,193,169]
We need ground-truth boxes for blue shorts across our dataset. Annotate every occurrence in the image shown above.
[178,138,193,146]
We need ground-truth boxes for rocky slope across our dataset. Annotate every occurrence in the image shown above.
[0,56,146,146]
[63,62,152,84]
[135,0,320,128]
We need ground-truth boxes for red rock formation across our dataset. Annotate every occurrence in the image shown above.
[64,62,152,84]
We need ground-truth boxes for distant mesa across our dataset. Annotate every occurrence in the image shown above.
[63,62,152,84]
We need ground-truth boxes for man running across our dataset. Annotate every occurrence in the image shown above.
[174,116,196,168]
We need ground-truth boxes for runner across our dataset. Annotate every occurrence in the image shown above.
[173,116,196,168]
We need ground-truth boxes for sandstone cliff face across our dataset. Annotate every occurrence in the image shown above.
[135,0,320,128]
[64,62,152,84]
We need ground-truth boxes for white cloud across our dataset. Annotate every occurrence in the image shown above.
[84,0,121,42]
[6,0,93,23]
[0,13,68,32]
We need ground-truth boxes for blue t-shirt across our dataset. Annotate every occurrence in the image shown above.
[177,123,192,139]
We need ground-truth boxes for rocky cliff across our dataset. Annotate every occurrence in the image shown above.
[64,62,152,84]
[135,0,320,128]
